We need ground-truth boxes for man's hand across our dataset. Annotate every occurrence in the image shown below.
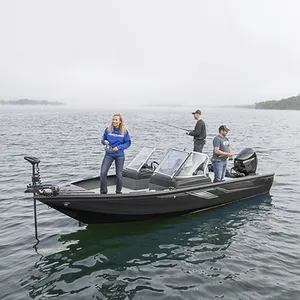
[104,140,109,145]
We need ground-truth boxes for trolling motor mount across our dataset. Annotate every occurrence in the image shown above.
[24,156,59,196]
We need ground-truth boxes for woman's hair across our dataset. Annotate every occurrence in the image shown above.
[108,113,127,135]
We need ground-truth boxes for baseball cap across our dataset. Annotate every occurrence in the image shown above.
[219,125,230,132]
[192,109,201,115]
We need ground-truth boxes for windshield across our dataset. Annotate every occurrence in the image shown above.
[126,147,156,171]
[155,149,189,177]
[176,152,209,176]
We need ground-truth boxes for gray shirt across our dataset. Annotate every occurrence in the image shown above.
[212,134,230,161]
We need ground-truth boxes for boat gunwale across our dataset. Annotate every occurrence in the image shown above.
[34,172,275,200]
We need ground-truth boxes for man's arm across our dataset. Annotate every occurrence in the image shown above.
[213,137,232,157]
[214,147,232,157]
[188,120,203,136]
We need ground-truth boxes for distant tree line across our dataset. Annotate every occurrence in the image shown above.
[0,99,64,105]
[255,94,300,110]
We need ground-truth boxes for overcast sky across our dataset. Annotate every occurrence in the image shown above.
[0,0,299,108]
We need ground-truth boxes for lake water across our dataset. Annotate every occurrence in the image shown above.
[1,106,300,299]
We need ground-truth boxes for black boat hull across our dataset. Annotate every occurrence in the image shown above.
[35,173,274,224]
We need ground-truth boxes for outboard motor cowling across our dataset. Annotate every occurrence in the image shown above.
[230,148,257,177]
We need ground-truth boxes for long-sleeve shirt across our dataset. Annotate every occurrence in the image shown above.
[189,119,206,141]
[101,127,131,157]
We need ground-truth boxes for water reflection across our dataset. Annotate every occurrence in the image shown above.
[21,194,272,299]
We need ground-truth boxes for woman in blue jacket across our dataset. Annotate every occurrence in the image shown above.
[100,113,131,194]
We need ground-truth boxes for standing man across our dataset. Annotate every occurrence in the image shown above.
[212,125,233,183]
[187,109,206,153]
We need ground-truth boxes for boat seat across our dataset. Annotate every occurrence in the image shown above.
[123,168,153,179]
[122,167,153,190]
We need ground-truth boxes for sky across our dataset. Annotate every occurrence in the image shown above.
[0,0,300,108]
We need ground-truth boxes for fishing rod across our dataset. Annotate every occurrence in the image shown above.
[152,120,190,132]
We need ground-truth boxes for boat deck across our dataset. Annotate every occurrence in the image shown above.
[87,172,235,195]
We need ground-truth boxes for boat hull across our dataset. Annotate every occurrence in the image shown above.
[35,173,274,224]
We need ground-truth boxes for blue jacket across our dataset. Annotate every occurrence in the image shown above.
[101,127,131,157]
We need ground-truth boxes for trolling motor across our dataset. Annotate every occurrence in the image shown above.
[24,156,60,241]
[24,156,59,196]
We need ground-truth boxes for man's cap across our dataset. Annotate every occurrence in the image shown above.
[219,125,230,132]
[192,109,201,115]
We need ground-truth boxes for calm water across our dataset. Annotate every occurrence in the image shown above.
[1,106,300,300]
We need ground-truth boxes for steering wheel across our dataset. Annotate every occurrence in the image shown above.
[141,163,150,169]
[150,161,159,170]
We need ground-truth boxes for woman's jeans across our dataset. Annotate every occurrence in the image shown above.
[100,155,125,194]
[212,159,227,183]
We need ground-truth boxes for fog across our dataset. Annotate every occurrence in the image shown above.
[1,0,299,108]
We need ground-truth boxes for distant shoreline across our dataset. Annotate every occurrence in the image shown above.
[143,93,300,111]
[255,94,300,110]
[0,99,64,106]
[141,104,255,109]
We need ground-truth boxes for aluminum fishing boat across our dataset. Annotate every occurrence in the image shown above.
[24,147,274,224]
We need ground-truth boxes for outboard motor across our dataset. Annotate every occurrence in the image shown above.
[230,148,257,177]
